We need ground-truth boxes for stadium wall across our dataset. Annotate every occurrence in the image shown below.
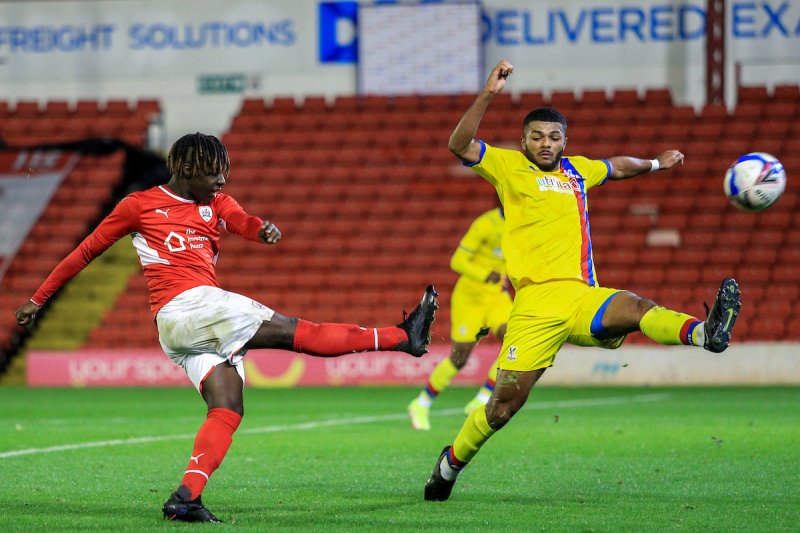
[26,343,800,387]
[1,1,798,144]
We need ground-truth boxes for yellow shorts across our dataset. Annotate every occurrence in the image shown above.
[498,280,625,372]
[450,277,513,343]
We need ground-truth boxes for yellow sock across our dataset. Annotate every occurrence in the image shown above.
[486,363,498,383]
[640,306,703,346]
[476,364,498,400]
[427,357,459,396]
[452,406,496,464]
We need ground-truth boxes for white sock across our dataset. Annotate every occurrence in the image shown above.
[694,323,706,347]
[416,393,432,408]
[475,391,491,404]
[439,456,461,481]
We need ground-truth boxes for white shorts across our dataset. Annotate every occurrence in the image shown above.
[155,285,275,391]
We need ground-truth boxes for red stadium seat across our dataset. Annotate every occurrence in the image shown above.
[13,100,41,116]
[45,100,72,117]
[773,84,800,102]
[104,99,132,116]
[135,99,161,117]
[748,316,785,340]
[422,94,455,111]
[301,95,329,112]
[580,89,608,109]
[643,88,673,106]
[663,266,701,285]
[268,96,298,113]
[240,98,267,115]
[737,86,769,105]
[548,91,579,109]
[517,92,546,109]
[700,104,730,121]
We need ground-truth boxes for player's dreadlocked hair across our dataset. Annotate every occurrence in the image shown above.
[166,132,230,180]
[522,108,567,134]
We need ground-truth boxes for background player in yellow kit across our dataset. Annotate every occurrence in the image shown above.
[408,205,512,430]
[423,60,742,501]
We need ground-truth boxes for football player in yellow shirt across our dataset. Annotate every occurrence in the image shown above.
[423,60,742,501]
[408,205,512,430]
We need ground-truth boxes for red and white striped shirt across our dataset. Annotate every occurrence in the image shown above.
[31,185,264,316]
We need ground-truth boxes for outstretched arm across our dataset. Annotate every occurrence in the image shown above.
[217,195,281,245]
[15,197,138,326]
[608,150,684,180]
[448,60,514,164]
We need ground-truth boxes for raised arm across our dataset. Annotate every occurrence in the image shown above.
[607,150,684,180]
[448,60,514,164]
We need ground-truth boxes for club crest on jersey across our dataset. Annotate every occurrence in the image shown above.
[198,206,213,222]
[507,346,517,361]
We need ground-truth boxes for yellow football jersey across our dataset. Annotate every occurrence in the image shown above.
[450,207,506,292]
[467,142,610,289]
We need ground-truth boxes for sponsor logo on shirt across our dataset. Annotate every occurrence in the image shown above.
[164,231,187,252]
[536,174,580,194]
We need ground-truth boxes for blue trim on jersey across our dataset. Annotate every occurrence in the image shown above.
[599,159,611,185]
[590,292,621,339]
[561,157,596,286]
[498,206,505,219]
[463,140,486,167]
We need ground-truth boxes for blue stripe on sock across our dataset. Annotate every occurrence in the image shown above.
[686,320,700,345]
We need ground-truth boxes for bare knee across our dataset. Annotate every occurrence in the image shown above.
[206,390,244,416]
[602,291,658,335]
[201,362,245,416]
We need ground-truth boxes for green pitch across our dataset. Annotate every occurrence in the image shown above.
[0,386,798,532]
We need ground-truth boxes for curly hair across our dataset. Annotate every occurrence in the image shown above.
[522,108,567,134]
[166,132,230,180]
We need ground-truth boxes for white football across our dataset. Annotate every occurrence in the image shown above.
[723,152,786,212]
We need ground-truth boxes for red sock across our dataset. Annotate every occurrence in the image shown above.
[179,407,242,500]
[292,319,407,356]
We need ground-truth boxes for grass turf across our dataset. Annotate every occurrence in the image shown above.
[0,386,798,531]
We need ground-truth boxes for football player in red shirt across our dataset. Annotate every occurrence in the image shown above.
[15,133,438,523]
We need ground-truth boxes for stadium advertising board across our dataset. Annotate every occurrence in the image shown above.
[0,0,797,98]
[27,344,800,387]
[1,0,797,141]
[26,345,495,388]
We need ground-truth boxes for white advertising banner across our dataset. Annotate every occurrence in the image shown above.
[358,2,482,95]
[0,151,79,277]
[0,1,798,139]
[479,0,800,103]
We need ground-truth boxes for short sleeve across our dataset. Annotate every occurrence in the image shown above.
[468,142,513,189]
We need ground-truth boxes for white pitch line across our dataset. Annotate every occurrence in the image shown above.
[0,393,669,460]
